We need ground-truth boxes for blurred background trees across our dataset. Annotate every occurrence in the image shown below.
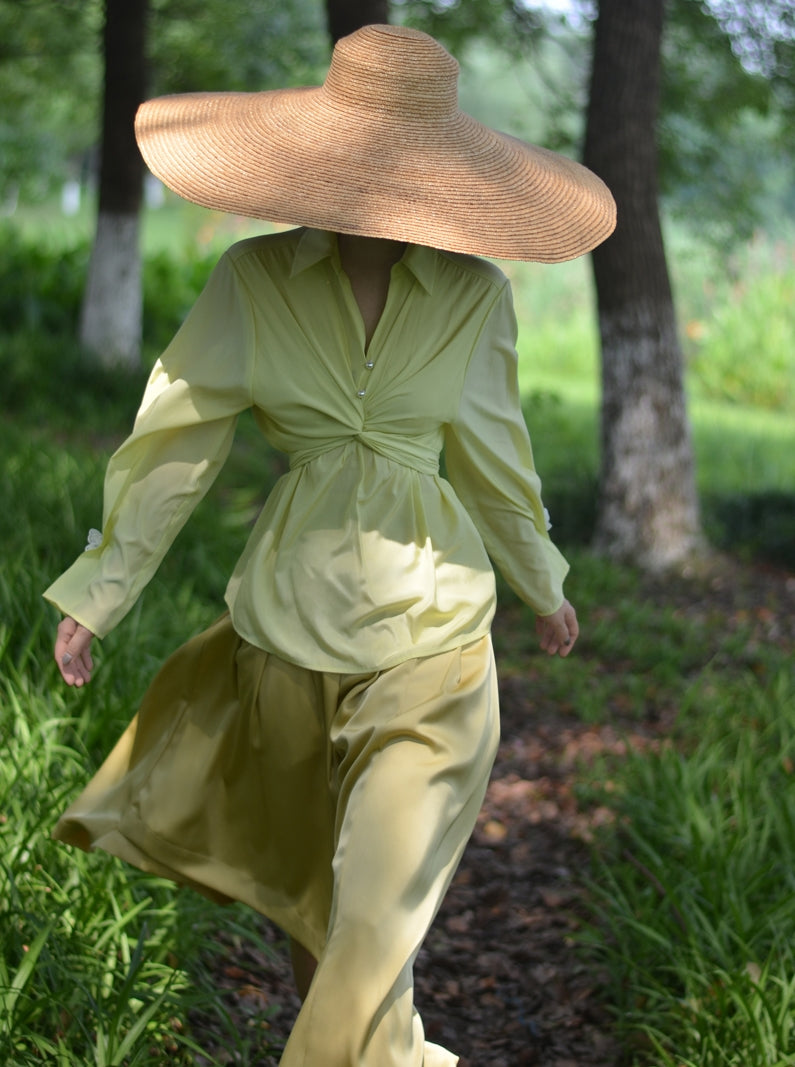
[1,0,793,570]
[78,0,148,367]
[3,0,791,239]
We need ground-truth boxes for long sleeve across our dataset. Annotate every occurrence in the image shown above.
[44,252,255,637]
[444,281,569,616]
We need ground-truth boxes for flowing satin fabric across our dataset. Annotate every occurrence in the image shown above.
[54,615,499,1066]
[43,229,568,672]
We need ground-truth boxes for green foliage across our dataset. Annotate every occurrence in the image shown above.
[0,224,87,335]
[705,0,795,91]
[141,246,219,354]
[399,7,594,160]
[683,246,795,410]
[0,224,145,428]
[397,0,548,55]
[451,35,588,155]
[704,491,795,569]
[148,0,328,94]
[496,236,795,567]
[496,540,792,735]
[0,0,101,200]
[583,670,795,1066]
[0,0,327,203]
[658,0,795,242]
[0,224,217,426]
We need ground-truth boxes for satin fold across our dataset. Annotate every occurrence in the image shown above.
[54,615,499,1066]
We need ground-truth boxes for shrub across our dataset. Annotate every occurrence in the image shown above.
[684,251,795,412]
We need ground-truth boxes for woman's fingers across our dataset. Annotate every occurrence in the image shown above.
[535,600,579,658]
[55,617,95,686]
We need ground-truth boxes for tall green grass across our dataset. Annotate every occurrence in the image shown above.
[0,425,283,1065]
[583,670,795,1067]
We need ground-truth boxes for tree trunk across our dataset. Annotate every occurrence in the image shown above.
[325,0,389,43]
[583,0,703,569]
[80,0,148,368]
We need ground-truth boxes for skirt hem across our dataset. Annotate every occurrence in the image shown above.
[52,814,327,959]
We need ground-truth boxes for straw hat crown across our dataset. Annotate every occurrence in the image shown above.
[323,25,459,118]
[135,24,616,262]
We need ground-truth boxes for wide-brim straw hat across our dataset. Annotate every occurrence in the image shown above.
[135,24,616,263]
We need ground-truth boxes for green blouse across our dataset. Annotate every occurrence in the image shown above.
[44,228,569,672]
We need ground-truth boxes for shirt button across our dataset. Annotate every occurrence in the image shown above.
[364,360,374,369]
[357,389,366,398]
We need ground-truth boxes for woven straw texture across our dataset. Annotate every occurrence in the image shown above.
[135,25,616,263]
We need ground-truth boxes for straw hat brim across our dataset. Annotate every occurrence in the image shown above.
[136,53,616,262]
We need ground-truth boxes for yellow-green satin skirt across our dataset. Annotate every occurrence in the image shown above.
[53,614,500,1066]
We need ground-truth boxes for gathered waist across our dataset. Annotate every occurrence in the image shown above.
[288,433,440,477]
[224,434,497,674]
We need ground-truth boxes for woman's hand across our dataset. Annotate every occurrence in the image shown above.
[535,598,579,658]
[55,616,95,686]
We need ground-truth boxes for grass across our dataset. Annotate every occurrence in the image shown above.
[582,670,795,1067]
[7,193,267,260]
[1,214,794,1063]
[0,424,283,1066]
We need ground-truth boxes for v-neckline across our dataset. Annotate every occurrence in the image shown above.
[339,263,397,357]
[335,236,408,355]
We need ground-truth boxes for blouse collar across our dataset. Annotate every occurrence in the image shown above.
[290,227,437,294]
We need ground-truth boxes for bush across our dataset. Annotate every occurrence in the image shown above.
[0,328,147,429]
[0,225,87,337]
[0,229,217,429]
[702,490,795,570]
[142,247,217,355]
[683,248,795,412]
[0,223,216,372]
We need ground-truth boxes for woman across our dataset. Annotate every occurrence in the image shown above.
[47,24,615,1066]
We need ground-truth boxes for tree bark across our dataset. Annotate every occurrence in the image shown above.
[584,0,703,569]
[325,0,389,44]
[80,0,148,368]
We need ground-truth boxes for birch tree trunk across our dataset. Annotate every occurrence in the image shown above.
[584,0,703,568]
[80,0,148,369]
